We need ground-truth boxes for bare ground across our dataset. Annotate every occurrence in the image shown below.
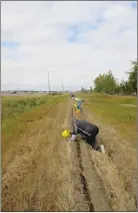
[2,99,137,211]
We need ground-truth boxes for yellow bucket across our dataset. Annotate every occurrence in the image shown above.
[75,109,80,114]
[61,129,71,138]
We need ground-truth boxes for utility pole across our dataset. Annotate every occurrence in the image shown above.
[61,80,64,93]
[48,72,50,94]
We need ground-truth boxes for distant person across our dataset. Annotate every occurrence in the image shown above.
[71,93,75,99]
[71,118,101,151]
[72,96,85,113]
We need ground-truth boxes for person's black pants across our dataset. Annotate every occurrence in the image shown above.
[79,132,98,150]
[80,133,96,149]
[86,136,97,149]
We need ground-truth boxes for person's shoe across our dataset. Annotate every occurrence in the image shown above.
[95,145,100,151]
[95,144,105,153]
[101,144,105,154]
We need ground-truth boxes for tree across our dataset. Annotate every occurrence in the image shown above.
[81,86,85,92]
[119,80,130,95]
[94,70,117,94]
[90,86,93,93]
[126,60,137,93]
[94,74,105,92]
[93,59,137,95]
[81,86,88,93]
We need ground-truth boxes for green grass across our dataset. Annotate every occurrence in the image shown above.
[2,96,46,121]
[78,93,136,146]
[2,94,67,134]
[2,94,68,156]
[2,95,67,120]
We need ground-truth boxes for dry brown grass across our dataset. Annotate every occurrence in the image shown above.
[2,95,137,211]
[82,107,137,211]
[2,98,89,211]
[2,100,71,211]
[89,150,136,211]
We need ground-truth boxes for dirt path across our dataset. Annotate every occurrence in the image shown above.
[2,98,136,211]
[68,104,112,211]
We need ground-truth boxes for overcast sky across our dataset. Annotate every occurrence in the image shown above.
[1,1,137,91]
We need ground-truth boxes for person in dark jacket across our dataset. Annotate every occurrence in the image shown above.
[71,119,100,150]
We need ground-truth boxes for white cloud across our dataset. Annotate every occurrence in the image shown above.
[1,1,137,91]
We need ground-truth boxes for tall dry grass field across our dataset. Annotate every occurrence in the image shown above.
[2,93,137,211]
[78,93,137,211]
[2,94,78,211]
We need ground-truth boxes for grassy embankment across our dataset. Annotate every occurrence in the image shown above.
[79,93,136,146]
[77,93,137,211]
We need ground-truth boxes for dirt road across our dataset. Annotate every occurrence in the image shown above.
[2,98,136,211]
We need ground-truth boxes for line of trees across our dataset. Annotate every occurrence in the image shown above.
[93,60,137,95]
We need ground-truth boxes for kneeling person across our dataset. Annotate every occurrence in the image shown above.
[71,119,100,150]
